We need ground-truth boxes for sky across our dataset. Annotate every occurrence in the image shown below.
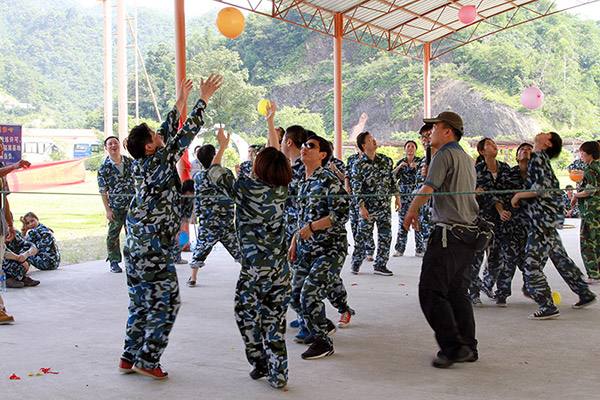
[79,0,600,20]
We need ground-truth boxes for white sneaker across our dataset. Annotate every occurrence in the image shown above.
[392,251,403,257]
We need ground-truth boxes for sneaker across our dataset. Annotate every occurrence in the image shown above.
[175,258,188,265]
[432,346,473,368]
[0,309,15,325]
[366,255,374,262]
[481,286,496,300]
[289,318,301,329]
[471,297,483,306]
[528,308,560,320]
[293,326,311,343]
[118,358,134,374]
[186,277,196,287]
[374,267,393,276]
[249,367,267,380]
[495,297,507,307]
[132,365,168,380]
[436,348,478,365]
[301,337,334,360]
[326,318,337,336]
[22,276,40,287]
[6,278,24,288]
[392,251,403,257]
[415,251,425,257]
[572,295,597,309]
[109,262,122,273]
[350,265,359,275]
[338,311,352,328]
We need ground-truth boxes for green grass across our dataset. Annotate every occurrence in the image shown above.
[10,172,113,265]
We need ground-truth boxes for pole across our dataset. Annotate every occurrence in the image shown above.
[333,13,343,159]
[103,0,113,137]
[423,42,431,118]
[133,1,139,123]
[117,0,128,142]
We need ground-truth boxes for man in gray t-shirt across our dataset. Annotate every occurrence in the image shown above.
[404,111,479,369]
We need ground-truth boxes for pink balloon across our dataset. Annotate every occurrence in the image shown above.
[458,5,477,24]
[520,86,544,110]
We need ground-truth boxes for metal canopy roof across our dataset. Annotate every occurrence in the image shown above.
[212,0,600,59]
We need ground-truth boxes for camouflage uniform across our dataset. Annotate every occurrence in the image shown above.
[2,231,35,280]
[393,156,423,254]
[495,166,529,300]
[121,100,206,370]
[285,159,305,245]
[25,223,60,270]
[578,160,600,279]
[562,192,580,218]
[347,153,374,257]
[415,158,433,245]
[294,167,349,346]
[238,160,253,178]
[521,151,594,313]
[97,155,135,263]
[469,160,511,300]
[190,166,241,268]
[208,163,290,389]
[350,153,398,272]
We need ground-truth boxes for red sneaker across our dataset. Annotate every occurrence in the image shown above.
[132,365,169,380]
[118,358,134,374]
[338,311,352,328]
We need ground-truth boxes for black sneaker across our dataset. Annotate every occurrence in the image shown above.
[432,346,473,368]
[436,348,478,364]
[374,267,393,276]
[110,262,122,273]
[350,265,359,275]
[481,286,496,300]
[495,297,507,307]
[301,337,334,360]
[249,367,267,380]
[326,318,337,336]
[572,295,597,309]
[528,308,560,320]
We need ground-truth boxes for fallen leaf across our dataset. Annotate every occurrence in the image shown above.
[9,373,21,380]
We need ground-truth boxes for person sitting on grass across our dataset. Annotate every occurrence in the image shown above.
[20,212,60,271]
[2,230,40,288]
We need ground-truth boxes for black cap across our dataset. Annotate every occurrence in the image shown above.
[423,111,464,133]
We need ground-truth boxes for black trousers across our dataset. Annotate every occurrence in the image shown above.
[419,226,477,357]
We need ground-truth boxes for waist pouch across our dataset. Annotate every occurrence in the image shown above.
[437,219,494,251]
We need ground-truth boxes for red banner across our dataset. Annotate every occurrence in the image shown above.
[6,159,86,192]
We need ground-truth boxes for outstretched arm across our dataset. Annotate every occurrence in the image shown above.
[266,101,280,151]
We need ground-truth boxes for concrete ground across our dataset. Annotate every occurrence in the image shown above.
[1,218,599,400]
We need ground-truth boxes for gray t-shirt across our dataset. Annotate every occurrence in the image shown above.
[424,141,479,225]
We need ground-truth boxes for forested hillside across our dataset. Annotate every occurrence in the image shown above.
[1,0,599,141]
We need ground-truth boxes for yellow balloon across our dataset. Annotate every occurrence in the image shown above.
[257,99,271,116]
[551,291,561,306]
[216,7,245,39]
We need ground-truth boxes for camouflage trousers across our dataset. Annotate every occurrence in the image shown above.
[495,223,527,299]
[350,201,374,257]
[295,240,348,345]
[234,262,291,389]
[2,260,25,280]
[523,226,593,312]
[395,195,424,254]
[122,232,181,369]
[580,215,600,279]
[191,219,241,268]
[469,229,501,299]
[351,209,391,271]
[419,202,433,248]
[106,208,127,263]
[28,253,60,271]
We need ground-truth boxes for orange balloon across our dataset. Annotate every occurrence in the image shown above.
[216,7,245,39]
[569,169,584,183]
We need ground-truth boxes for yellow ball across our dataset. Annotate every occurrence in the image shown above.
[551,291,561,305]
[216,7,245,39]
[257,99,271,116]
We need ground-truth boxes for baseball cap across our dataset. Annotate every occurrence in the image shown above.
[423,111,464,133]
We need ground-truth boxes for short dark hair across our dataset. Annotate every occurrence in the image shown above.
[516,142,533,161]
[181,179,194,194]
[580,141,600,160]
[276,127,285,144]
[253,147,292,187]
[196,144,216,169]
[404,140,417,150]
[565,185,574,190]
[441,122,463,141]
[356,131,370,152]
[284,125,307,149]
[103,136,119,147]
[545,131,562,159]
[126,123,153,159]
[307,135,332,167]
[419,124,433,135]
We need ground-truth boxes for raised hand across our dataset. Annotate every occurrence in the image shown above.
[175,79,194,114]
[216,127,230,149]
[200,74,224,104]
[266,100,277,121]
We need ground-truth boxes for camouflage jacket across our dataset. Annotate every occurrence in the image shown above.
[193,166,235,222]
[209,164,288,267]
[394,156,422,194]
[97,155,135,211]
[524,151,564,229]
[297,166,349,250]
[5,231,35,256]
[25,223,60,262]
[475,160,512,222]
[285,158,305,232]
[351,153,398,212]
[562,192,580,218]
[578,159,600,217]
[238,160,253,178]
[181,196,195,221]
[327,157,346,183]
[126,100,206,239]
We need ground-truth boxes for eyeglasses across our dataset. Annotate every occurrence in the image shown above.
[302,142,318,150]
